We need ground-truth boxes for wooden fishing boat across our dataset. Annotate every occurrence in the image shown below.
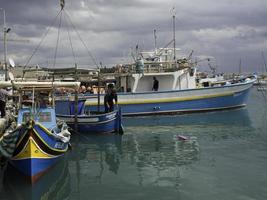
[10,107,70,183]
[56,99,123,134]
[0,81,79,183]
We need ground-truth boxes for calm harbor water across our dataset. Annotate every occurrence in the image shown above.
[1,87,267,200]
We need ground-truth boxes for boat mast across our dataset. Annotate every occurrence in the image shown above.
[154,29,157,54]
[172,7,176,62]
[97,62,102,113]
[1,8,10,81]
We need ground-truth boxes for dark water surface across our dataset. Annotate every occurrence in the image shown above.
[1,87,267,200]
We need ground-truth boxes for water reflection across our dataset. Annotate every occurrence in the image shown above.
[69,132,199,191]
[123,108,252,128]
[126,132,199,188]
[2,157,70,200]
[68,134,122,183]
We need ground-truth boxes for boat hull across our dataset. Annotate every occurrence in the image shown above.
[10,123,68,183]
[55,79,255,116]
[3,157,70,200]
[57,110,123,134]
[86,81,253,116]
[114,86,251,116]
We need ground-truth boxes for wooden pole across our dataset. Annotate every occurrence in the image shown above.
[172,7,176,62]
[97,63,101,112]
[52,73,55,108]
[74,64,78,132]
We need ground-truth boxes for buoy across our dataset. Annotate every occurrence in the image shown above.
[177,135,189,141]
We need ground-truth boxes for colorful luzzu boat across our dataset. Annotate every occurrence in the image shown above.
[0,81,79,183]
[9,108,70,183]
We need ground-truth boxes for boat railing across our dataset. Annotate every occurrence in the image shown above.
[115,60,193,75]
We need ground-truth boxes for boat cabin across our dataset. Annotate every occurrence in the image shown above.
[116,68,197,93]
[17,108,57,130]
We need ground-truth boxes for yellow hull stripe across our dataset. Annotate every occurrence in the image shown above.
[13,137,55,160]
[85,92,234,106]
[15,123,67,153]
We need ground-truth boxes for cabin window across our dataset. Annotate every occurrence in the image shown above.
[38,112,52,122]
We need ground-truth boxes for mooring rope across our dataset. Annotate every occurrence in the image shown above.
[64,10,100,68]
[64,13,77,65]
[53,10,63,68]
[23,10,63,71]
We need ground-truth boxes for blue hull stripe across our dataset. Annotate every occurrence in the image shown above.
[85,87,251,116]
[10,157,60,177]
[68,119,117,133]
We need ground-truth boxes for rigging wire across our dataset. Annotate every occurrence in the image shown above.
[53,10,63,68]
[64,13,77,65]
[23,10,63,70]
[23,5,99,72]
[64,10,99,68]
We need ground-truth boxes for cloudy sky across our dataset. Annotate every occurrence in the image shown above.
[1,0,267,73]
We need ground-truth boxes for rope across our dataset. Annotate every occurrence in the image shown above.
[23,7,99,72]
[23,10,63,70]
[53,11,63,68]
[64,13,77,65]
[64,10,99,68]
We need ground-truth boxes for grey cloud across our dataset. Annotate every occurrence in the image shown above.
[0,0,267,72]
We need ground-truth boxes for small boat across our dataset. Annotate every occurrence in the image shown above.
[0,81,79,183]
[56,99,123,134]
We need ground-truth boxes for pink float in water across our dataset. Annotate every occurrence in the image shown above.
[177,135,189,141]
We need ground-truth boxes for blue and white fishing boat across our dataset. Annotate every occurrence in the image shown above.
[82,73,256,116]
[56,99,123,134]
[0,81,79,183]
[54,59,256,116]
[54,10,256,117]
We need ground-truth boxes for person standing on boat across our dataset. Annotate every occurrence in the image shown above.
[0,88,11,118]
[104,84,118,113]
[152,76,159,91]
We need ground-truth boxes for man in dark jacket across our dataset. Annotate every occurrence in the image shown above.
[104,84,118,113]
[0,88,11,117]
[152,76,159,91]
